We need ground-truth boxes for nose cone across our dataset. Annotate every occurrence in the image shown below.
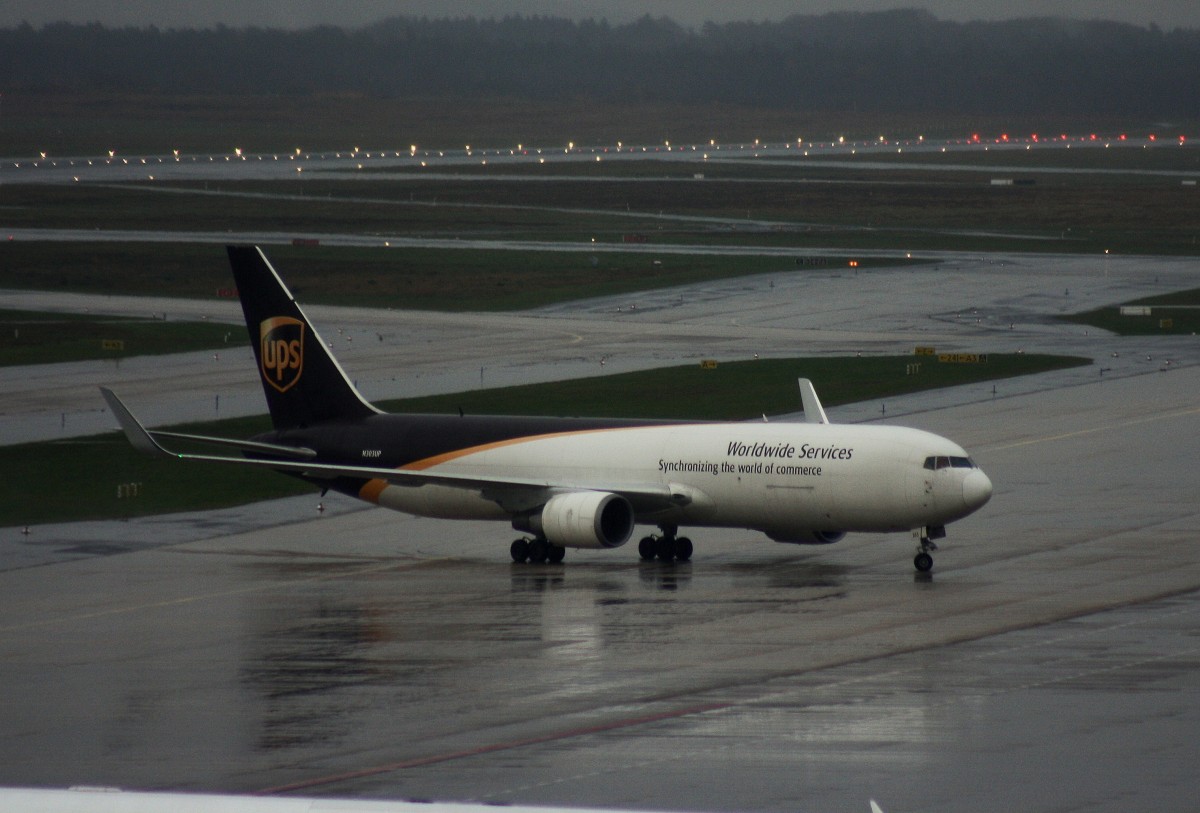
[962,469,993,512]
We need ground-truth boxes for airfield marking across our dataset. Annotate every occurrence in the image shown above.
[979,404,1200,453]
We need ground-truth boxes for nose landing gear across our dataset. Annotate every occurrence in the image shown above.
[912,525,945,573]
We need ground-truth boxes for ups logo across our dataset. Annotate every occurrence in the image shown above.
[260,316,305,393]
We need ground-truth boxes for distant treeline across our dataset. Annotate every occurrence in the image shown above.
[3,11,1199,116]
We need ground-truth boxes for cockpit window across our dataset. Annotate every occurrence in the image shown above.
[924,455,975,470]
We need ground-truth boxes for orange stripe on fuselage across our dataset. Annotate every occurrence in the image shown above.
[355,425,664,503]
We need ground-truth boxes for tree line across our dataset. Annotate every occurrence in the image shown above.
[2,10,1198,117]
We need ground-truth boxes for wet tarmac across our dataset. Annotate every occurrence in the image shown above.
[2,364,1198,813]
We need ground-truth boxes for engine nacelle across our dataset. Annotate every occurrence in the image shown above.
[765,529,847,545]
[525,491,634,549]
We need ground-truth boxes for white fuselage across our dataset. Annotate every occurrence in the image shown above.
[365,421,991,542]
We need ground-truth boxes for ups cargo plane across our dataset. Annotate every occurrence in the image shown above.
[102,246,992,572]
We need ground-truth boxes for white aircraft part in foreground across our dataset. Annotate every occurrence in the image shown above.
[0,787,888,813]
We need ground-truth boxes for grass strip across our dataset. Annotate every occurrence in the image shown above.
[0,309,246,367]
[1060,286,1200,336]
[0,241,901,312]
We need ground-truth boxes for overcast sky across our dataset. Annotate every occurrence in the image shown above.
[5,0,1200,30]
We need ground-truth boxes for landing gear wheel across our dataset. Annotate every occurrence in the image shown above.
[510,538,530,563]
[638,536,657,561]
[674,537,693,562]
[546,544,566,564]
[527,538,549,564]
[914,551,934,573]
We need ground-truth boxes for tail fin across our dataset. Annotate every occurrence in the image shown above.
[227,245,379,430]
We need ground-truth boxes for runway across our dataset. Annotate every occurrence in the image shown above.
[3,155,1200,810]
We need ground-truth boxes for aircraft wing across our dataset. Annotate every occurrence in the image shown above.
[100,388,685,512]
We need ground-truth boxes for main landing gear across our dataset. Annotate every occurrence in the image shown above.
[913,525,945,573]
[510,537,566,564]
[638,526,693,563]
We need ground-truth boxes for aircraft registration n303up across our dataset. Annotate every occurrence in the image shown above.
[101,246,992,573]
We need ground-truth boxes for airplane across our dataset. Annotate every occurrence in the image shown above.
[102,246,992,572]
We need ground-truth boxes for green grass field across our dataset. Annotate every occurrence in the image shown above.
[0,241,904,312]
[0,309,247,366]
[3,352,1088,527]
[1061,286,1200,335]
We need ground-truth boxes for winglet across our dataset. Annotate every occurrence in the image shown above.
[99,387,175,458]
[798,378,829,424]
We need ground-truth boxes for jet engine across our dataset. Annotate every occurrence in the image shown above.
[766,529,847,545]
[523,491,635,549]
